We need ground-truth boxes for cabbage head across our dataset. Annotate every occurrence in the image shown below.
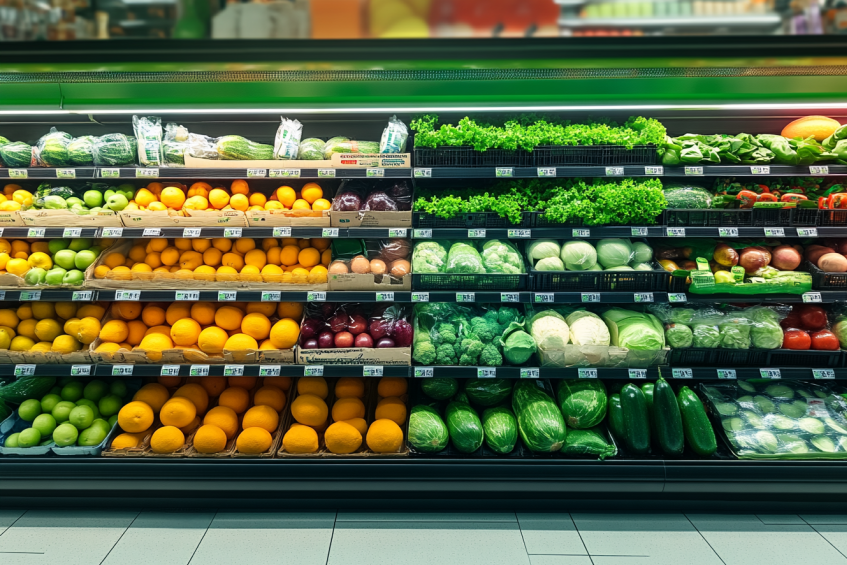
[530,311,569,349]
[596,238,634,268]
[500,322,538,365]
[565,311,610,346]
[719,317,752,349]
[535,256,565,271]
[602,308,664,350]
[561,241,597,271]
[834,318,847,348]
[632,242,653,263]
[412,241,448,273]
[665,323,693,348]
[528,240,561,263]
[692,324,720,348]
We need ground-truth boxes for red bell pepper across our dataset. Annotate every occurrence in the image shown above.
[780,194,808,203]
[736,190,758,208]
[826,193,847,209]
[756,193,778,203]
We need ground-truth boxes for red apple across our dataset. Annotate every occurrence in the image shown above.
[348,315,367,335]
[318,331,335,348]
[354,333,374,347]
[301,339,319,349]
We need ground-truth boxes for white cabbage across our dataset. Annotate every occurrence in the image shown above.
[596,238,633,268]
[561,241,597,271]
[535,256,565,271]
[530,312,569,349]
[528,239,562,263]
[565,311,611,346]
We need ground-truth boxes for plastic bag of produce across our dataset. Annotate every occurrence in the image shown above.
[92,134,135,166]
[273,117,303,160]
[67,136,95,166]
[34,128,72,167]
[512,381,566,453]
[596,239,635,269]
[380,115,409,154]
[323,137,380,159]
[0,142,33,168]
[216,135,274,161]
[665,323,694,349]
[132,115,163,167]
[446,242,485,274]
[298,138,325,160]
[162,123,189,167]
[412,240,448,273]
[745,305,788,349]
[187,133,219,160]
[328,239,412,282]
[663,183,713,209]
[481,239,525,274]
[562,428,617,460]
[602,308,665,351]
[560,240,597,271]
[0,377,56,405]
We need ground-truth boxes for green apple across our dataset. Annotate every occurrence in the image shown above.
[45,267,67,285]
[18,399,41,422]
[4,433,20,447]
[75,398,100,419]
[90,418,111,435]
[83,190,104,208]
[40,393,62,413]
[108,415,118,428]
[89,246,102,256]
[78,426,107,446]
[61,381,84,402]
[104,189,116,201]
[17,428,41,448]
[52,400,76,422]
[98,394,122,418]
[23,268,46,286]
[83,380,108,402]
[66,197,84,208]
[117,185,136,201]
[68,405,94,430]
[63,270,84,285]
[47,239,69,255]
[53,249,77,270]
[74,250,97,270]
[105,194,128,212]
[32,413,57,437]
[68,238,93,252]
[53,423,78,447]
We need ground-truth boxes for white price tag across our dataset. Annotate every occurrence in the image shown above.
[717,369,737,380]
[684,166,704,176]
[537,167,556,177]
[182,228,201,238]
[797,228,818,237]
[534,293,555,303]
[259,366,281,377]
[72,291,93,301]
[413,229,432,239]
[507,229,531,238]
[366,168,385,178]
[8,169,27,179]
[307,292,327,302]
[100,168,120,178]
[115,290,141,301]
[414,168,432,178]
[175,291,200,301]
[376,292,394,302]
[572,228,590,238]
[223,228,242,238]
[803,292,823,303]
[322,228,339,238]
[27,228,45,238]
[634,293,654,303]
[414,367,434,378]
[759,368,781,379]
[578,368,598,379]
[751,166,770,175]
[224,365,244,377]
[63,228,82,238]
[0,291,7,300]
[160,365,180,377]
[218,291,237,301]
[672,368,693,379]
[645,166,664,175]
[666,227,686,237]
[477,367,497,378]
[102,227,123,238]
[136,168,159,178]
[189,365,209,377]
[272,227,292,238]
[813,369,835,379]
[628,369,647,379]
[70,365,92,376]
[495,167,513,178]
[19,291,41,301]
[363,365,383,377]
[56,168,76,179]
[14,364,35,376]
[269,169,301,178]
[764,228,785,237]
[247,168,267,178]
[261,291,281,302]
[581,293,600,303]
[388,228,407,238]
[500,293,520,303]
[631,227,649,236]
[304,365,324,377]
[810,166,830,175]
[520,368,539,379]
[605,167,624,176]
[142,228,161,237]
[668,293,688,303]
[468,229,486,238]
[111,365,134,376]
[719,227,739,237]
[411,292,429,302]
[456,293,475,303]
[317,169,336,178]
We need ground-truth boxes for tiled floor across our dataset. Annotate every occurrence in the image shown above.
[1,511,847,564]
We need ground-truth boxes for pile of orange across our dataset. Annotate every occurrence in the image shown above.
[93,237,331,284]
[125,180,330,215]
[94,301,303,360]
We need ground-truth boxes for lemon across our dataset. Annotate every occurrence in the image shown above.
[27,252,52,270]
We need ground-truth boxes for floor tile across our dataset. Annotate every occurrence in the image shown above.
[102,512,214,565]
[804,516,847,525]
[810,525,847,557]
[336,512,517,522]
[530,557,593,565]
[0,509,25,536]
[517,513,586,555]
[189,512,334,565]
[0,509,137,565]
[687,514,847,565]
[571,513,723,565]
[757,515,805,525]
[328,520,530,565]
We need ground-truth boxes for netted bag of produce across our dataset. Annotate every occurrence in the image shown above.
[132,115,163,167]
[512,380,566,453]
[323,137,380,158]
[446,242,485,274]
[273,117,303,160]
[34,128,73,167]
[92,134,135,166]
[162,123,189,167]
[68,135,95,166]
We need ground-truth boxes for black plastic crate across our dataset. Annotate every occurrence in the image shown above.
[413,147,475,167]
[413,211,533,229]
[667,273,690,293]
[532,144,657,167]
[665,209,753,227]
[670,348,769,366]
[473,148,532,167]
[790,208,819,227]
[531,211,663,229]
[819,209,847,226]
[766,348,841,368]
[531,261,669,292]
[412,272,528,291]
[752,207,792,227]
[806,261,847,290]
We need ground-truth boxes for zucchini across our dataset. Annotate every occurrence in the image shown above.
[653,377,684,456]
[620,384,651,455]
[677,386,717,457]
[608,394,627,446]
[216,135,274,161]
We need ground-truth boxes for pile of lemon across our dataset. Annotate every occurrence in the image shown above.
[282,377,407,455]
[113,375,290,455]
[94,301,302,360]
[94,237,330,284]
[126,180,330,215]
[0,184,34,212]
[0,302,105,354]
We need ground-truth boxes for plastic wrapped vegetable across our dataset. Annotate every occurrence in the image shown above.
[445,394,484,453]
[512,381,566,453]
[187,133,219,160]
[464,379,513,407]
[0,142,33,168]
[746,306,786,349]
[665,323,694,349]
[562,428,617,460]
[692,323,721,348]
[273,117,303,159]
[216,135,273,161]
[663,184,713,209]
[412,241,448,273]
[407,405,449,453]
[299,138,325,160]
[162,123,189,167]
[92,134,135,166]
[446,242,485,274]
[0,377,56,405]
[596,239,634,269]
[602,308,665,351]
[323,137,380,158]
[68,136,95,166]
[482,406,518,455]
[719,317,752,349]
[35,128,72,167]
[481,240,525,274]
[561,240,597,271]
[380,115,409,153]
[132,115,163,167]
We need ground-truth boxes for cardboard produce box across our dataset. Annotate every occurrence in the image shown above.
[120,209,247,228]
[184,153,411,169]
[328,272,411,292]
[0,211,26,226]
[0,244,103,290]
[296,346,411,366]
[330,210,411,228]
[245,209,330,227]
[20,209,123,228]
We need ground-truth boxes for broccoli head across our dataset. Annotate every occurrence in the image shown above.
[413,341,436,365]
[498,307,521,327]
[436,343,458,365]
[433,323,458,345]
[468,317,498,342]
[483,310,500,325]
[480,342,503,366]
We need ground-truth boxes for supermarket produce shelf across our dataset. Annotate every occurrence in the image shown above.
[0,167,412,180]
[415,165,847,179]
[558,15,784,30]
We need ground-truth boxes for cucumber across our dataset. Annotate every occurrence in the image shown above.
[619,384,650,455]
[608,394,627,446]
[677,386,717,457]
[653,377,684,456]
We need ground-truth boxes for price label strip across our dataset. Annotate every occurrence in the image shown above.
[218,291,237,301]
[717,369,737,380]
[411,292,429,302]
[537,168,556,177]
[645,166,664,175]
[142,228,161,237]
[317,169,336,178]
[667,227,686,237]
[272,227,292,238]
[190,365,210,377]
[269,169,301,178]
[175,291,200,301]
[115,290,141,301]
[111,365,134,376]
[495,168,513,178]
[19,291,41,301]
[520,368,539,379]
[136,168,159,178]
[307,292,327,302]
[572,228,590,238]
[183,228,202,238]
[477,367,497,378]
[388,228,407,238]
[27,228,45,238]
[628,369,647,379]
[764,228,784,237]
[534,293,555,303]
[684,166,704,176]
[468,229,486,238]
[160,365,180,377]
[70,365,92,376]
[668,293,688,303]
[751,166,771,175]
[413,229,432,239]
[672,368,693,379]
[759,368,781,379]
[224,365,244,377]
[414,168,432,178]
[72,291,93,301]
[224,228,242,238]
[363,365,383,377]
[605,167,624,176]
[100,169,119,178]
[376,292,394,302]
[9,169,27,179]
[581,293,600,303]
[810,166,830,175]
[456,293,475,303]
[797,228,818,237]
[259,366,281,377]
[812,369,835,379]
[261,291,281,302]
[14,364,35,376]
[63,228,81,238]
[247,169,267,178]
[414,367,434,378]
[500,293,520,303]
[803,292,823,304]
[102,227,123,238]
[633,293,654,303]
[507,229,531,238]
[631,227,649,236]
[322,228,339,238]
[719,227,739,237]
[304,365,324,377]
[578,368,597,379]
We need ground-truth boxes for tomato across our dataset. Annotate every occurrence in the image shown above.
[798,305,828,331]
[782,329,811,350]
[811,329,840,351]
[780,312,802,330]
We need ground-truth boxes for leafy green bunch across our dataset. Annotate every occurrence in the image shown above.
[413,179,556,224]
[540,178,666,226]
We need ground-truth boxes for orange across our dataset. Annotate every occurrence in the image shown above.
[187,182,211,197]
[114,301,140,321]
[212,238,232,253]
[144,252,162,269]
[193,424,228,454]
[236,427,272,454]
[150,426,185,454]
[341,418,368,437]
[244,249,267,270]
[264,201,284,211]
[160,187,186,209]
[165,303,191,326]
[276,302,303,320]
[131,263,153,273]
[145,325,172,337]
[280,245,300,266]
[193,376,227,398]
[291,199,310,211]
[215,306,244,331]
[126,320,148,346]
[261,265,283,280]
[216,266,238,278]
[269,318,300,349]
[241,312,271,340]
[111,433,142,450]
[184,196,209,210]
[230,179,250,195]
[160,397,197,428]
[298,248,320,268]
[332,397,366,421]
[179,250,203,271]
[203,405,239,439]
[375,396,407,425]
[325,421,362,454]
[147,238,169,253]
[137,333,174,361]
[190,302,216,325]
[242,405,279,433]
[191,239,211,253]
[219,386,250,414]
[221,253,244,271]
[266,247,282,265]
[234,238,255,254]
[263,376,292,391]
[203,247,222,267]
[282,425,319,454]
[224,333,258,351]
[141,305,166,327]
[309,238,331,251]
[290,393,328,427]
[261,238,279,251]
[276,186,296,207]
[158,375,182,388]
[300,183,323,204]
[248,193,267,207]
[335,377,365,399]
[135,188,158,207]
[174,238,192,251]
[160,247,180,266]
[100,319,129,343]
[117,401,154,433]
[147,202,167,212]
[171,318,202,347]
[377,377,408,397]
[246,302,276,317]
[128,245,146,263]
[173,383,210,414]
[198,326,228,354]
[240,265,262,282]
[103,253,126,269]
[366,419,403,453]
[253,386,286,412]
[311,198,331,212]
[208,188,230,209]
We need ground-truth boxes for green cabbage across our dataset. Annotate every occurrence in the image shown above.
[719,317,752,349]
[560,241,597,271]
[596,238,634,268]
[536,256,565,271]
[527,240,561,262]
[632,242,653,263]
[500,321,538,365]
[602,308,664,350]
[693,324,720,348]
[566,311,610,346]
[666,323,693,348]
[630,262,653,271]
